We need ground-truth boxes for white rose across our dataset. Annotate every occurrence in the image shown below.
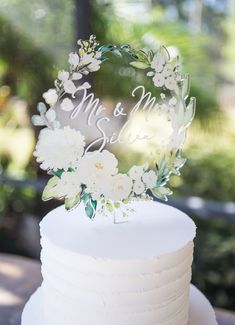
[105,174,133,202]
[153,73,165,87]
[54,171,81,198]
[128,165,145,180]
[61,98,74,112]
[42,88,58,106]
[133,180,145,195]
[78,150,118,186]
[63,80,77,94]
[58,70,69,82]
[68,52,80,66]
[142,170,157,189]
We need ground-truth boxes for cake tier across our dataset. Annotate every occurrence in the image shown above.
[40,200,196,325]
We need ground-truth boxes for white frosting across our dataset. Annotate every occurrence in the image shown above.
[40,201,196,325]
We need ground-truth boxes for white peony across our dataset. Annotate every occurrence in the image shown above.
[104,174,133,202]
[58,70,69,82]
[34,126,85,171]
[54,171,82,198]
[78,150,118,186]
[133,180,145,195]
[61,98,74,112]
[68,52,80,67]
[142,170,157,189]
[63,80,77,94]
[42,88,58,106]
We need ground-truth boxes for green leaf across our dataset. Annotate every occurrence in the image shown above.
[85,202,95,219]
[54,169,64,178]
[111,48,122,57]
[98,44,114,52]
[65,194,81,210]
[129,61,149,69]
[151,187,172,201]
[42,176,59,201]
[82,193,90,204]
[91,198,97,210]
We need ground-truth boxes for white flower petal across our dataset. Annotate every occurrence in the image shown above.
[61,98,74,112]
[45,108,56,122]
[68,52,80,66]
[72,72,82,80]
[142,170,157,189]
[63,80,77,94]
[42,89,58,106]
[58,70,69,82]
[34,126,85,171]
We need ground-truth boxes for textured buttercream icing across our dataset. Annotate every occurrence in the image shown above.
[40,200,196,325]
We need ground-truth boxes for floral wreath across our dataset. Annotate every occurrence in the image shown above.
[32,35,196,219]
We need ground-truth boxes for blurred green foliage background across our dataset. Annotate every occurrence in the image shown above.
[0,0,234,311]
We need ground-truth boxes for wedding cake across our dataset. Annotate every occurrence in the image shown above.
[22,36,218,324]
[22,200,218,325]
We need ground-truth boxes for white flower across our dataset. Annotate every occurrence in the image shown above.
[76,82,91,91]
[54,171,82,198]
[87,59,101,72]
[151,52,165,72]
[63,80,77,94]
[142,170,157,189]
[81,53,94,65]
[169,96,177,106]
[128,165,147,180]
[72,72,82,80]
[42,88,58,106]
[133,180,145,195]
[68,52,80,66]
[78,150,118,186]
[34,126,85,171]
[61,98,74,112]
[162,63,174,77]
[153,73,165,87]
[104,174,133,202]
[165,76,177,91]
[58,70,69,82]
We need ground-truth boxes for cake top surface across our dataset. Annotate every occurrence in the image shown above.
[40,200,196,260]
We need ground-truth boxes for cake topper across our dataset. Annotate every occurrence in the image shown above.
[32,35,195,219]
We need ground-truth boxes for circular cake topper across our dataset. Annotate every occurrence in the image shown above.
[32,35,196,219]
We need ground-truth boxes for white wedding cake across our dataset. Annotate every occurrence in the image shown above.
[22,200,218,325]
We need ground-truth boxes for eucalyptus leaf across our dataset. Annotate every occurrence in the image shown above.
[37,102,47,113]
[82,193,90,204]
[65,194,81,210]
[46,108,56,122]
[129,61,149,69]
[85,203,95,219]
[111,48,122,57]
[32,115,45,126]
[42,176,59,201]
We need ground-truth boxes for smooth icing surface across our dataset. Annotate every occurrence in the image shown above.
[37,201,197,325]
[40,200,196,259]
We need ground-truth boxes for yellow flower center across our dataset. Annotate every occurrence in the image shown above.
[95,162,104,169]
